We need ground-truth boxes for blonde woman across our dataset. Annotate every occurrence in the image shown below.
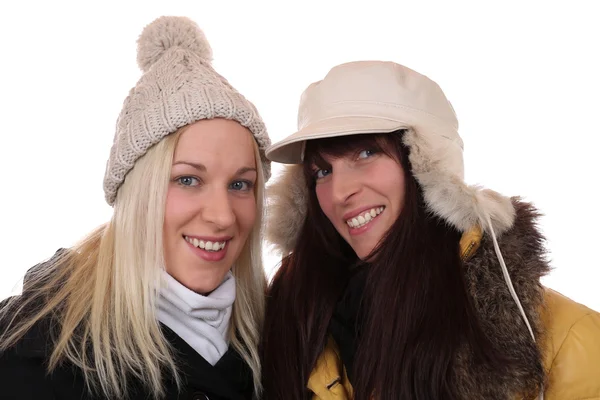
[0,17,270,400]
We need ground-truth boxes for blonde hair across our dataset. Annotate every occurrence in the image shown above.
[0,125,266,399]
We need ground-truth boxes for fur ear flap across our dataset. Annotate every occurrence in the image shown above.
[413,170,515,235]
[474,188,516,235]
[403,128,515,235]
[265,165,308,255]
[265,129,516,254]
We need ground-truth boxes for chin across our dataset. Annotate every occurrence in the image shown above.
[353,248,369,260]
[355,244,378,260]
[189,276,222,295]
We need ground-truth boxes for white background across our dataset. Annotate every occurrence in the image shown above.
[0,1,598,311]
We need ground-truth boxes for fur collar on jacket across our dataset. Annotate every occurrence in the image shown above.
[265,165,549,399]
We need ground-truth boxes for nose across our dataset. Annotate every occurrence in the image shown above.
[202,188,236,229]
[330,162,361,205]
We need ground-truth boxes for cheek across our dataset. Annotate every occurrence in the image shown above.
[235,197,257,233]
[380,164,406,211]
[394,169,406,204]
[164,188,194,233]
[315,184,335,223]
[164,189,178,231]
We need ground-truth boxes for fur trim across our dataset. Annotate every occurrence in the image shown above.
[403,128,516,236]
[454,200,549,398]
[265,165,307,255]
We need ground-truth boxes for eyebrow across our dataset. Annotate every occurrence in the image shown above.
[236,167,257,175]
[173,161,206,171]
[173,161,256,176]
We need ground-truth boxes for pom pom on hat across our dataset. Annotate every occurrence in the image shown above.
[136,16,213,72]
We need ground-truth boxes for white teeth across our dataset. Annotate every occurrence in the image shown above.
[346,207,385,228]
[184,236,227,252]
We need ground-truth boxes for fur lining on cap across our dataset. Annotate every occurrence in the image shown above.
[403,128,516,236]
[265,165,307,255]
[265,129,515,255]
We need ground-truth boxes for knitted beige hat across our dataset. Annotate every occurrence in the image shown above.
[103,16,271,205]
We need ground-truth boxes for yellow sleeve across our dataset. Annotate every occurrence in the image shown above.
[544,312,600,399]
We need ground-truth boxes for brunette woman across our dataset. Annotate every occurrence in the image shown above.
[262,61,600,400]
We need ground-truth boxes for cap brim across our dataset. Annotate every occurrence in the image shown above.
[266,116,408,164]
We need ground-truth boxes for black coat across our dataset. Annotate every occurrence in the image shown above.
[0,312,254,400]
[0,255,254,400]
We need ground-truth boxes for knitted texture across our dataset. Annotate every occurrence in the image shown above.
[103,16,271,205]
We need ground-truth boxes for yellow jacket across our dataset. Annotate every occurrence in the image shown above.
[308,289,600,399]
[308,215,600,399]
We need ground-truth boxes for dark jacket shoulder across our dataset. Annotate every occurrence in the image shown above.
[0,252,254,400]
[1,308,254,400]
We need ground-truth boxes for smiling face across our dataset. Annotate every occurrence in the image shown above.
[163,118,258,294]
[309,135,406,260]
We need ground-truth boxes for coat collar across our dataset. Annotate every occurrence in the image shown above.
[456,199,548,398]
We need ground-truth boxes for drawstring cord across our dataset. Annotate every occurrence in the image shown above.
[485,213,544,400]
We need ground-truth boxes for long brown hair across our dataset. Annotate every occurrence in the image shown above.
[262,131,509,399]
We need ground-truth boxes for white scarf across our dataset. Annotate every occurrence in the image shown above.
[157,271,235,365]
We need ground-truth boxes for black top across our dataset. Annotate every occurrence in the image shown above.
[0,310,253,400]
[328,265,368,383]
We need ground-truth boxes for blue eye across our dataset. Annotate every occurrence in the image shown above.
[230,180,253,191]
[315,169,331,180]
[177,176,200,186]
[358,149,375,159]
